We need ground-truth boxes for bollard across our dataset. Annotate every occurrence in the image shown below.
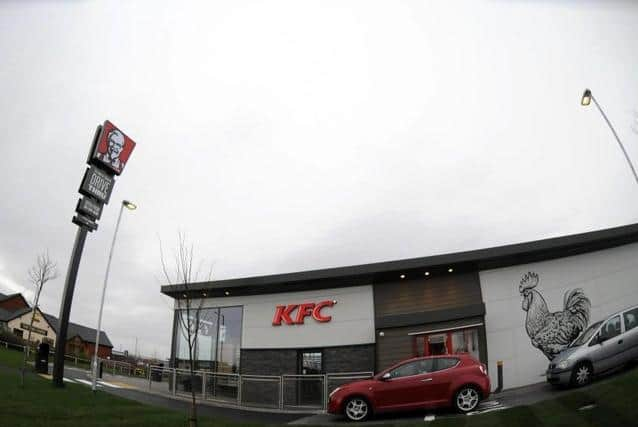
[495,360,504,393]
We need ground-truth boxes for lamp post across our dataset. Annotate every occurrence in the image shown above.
[92,199,137,392]
[581,88,638,185]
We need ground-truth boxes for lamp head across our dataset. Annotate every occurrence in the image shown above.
[122,200,137,210]
[581,89,592,106]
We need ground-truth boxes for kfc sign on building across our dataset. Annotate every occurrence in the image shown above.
[91,120,136,176]
[272,300,336,325]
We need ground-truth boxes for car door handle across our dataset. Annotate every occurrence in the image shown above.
[421,378,432,382]
[618,340,623,345]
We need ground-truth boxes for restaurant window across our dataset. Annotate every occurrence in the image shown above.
[174,306,243,372]
[413,327,480,361]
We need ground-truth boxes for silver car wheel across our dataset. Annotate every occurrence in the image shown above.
[575,366,591,385]
[345,398,369,421]
[456,387,479,412]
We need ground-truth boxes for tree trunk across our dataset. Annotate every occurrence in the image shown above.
[21,292,41,388]
[187,322,198,427]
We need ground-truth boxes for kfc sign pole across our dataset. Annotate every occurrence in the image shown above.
[52,121,136,388]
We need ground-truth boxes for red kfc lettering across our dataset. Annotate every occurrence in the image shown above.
[312,300,335,322]
[272,300,336,326]
[272,304,298,326]
[295,303,316,324]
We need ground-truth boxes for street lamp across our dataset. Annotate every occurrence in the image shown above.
[92,200,136,392]
[581,88,638,185]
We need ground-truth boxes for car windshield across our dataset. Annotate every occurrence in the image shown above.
[570,321,602,347]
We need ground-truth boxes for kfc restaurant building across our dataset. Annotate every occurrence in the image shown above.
[161,223,638,391]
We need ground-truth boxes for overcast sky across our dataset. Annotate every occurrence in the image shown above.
[1,0,638,359]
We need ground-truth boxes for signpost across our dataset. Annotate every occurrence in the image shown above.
[52,121,136,388]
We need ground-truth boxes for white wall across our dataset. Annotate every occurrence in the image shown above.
[480,242,638,390]
[7,308,56,345]
[182,285,375,349]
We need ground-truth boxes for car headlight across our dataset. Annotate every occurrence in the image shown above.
[557,360,570,370]
[329,387,341,398]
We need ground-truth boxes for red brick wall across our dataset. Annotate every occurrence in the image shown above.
[84,342,112,359]
[0,296,29,312]
[65,337,112,359]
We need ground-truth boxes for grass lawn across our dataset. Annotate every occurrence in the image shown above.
[0,369,262,427]
[0,345,33,369]
[0,345,91,370]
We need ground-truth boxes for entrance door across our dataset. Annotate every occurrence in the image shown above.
[297,351,323,407]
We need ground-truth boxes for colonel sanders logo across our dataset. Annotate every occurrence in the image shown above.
[92,120,136,175]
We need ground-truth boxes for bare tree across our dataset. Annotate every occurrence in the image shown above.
[160,233,212,427]
[22,251,58,387]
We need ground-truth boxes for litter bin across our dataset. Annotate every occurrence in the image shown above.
[98,360,104,379]
[151,363,164,382]
[35,343,50,374]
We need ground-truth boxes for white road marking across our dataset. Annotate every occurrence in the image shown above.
[468,406,508,416]
[478,400,502,408]
[98,380,122,389]
[72,378,124,389]
[424,414,436,422]
[63,377,76,383]
[578,404,596,411]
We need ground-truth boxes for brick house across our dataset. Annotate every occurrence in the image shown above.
[0,292,113,359]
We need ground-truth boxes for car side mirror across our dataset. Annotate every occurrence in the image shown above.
[381,372,391,381]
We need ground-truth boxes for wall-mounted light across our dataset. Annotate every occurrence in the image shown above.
[202,292,207,297]
[424,271,430,276]
[581,88,592,106]
[378,331,385,337]
[448,268,454,273]
[400,274,406,279]
[224,290,230,296]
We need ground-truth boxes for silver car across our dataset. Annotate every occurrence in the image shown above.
[546,304,638,387]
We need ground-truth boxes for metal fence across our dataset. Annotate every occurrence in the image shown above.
[140,364,373,412]
[2,339,372,412]
[100,359,146,377]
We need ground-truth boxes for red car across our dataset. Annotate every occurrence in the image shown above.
[328,354,490,421]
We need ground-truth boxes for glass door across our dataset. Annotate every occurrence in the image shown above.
[297,351,323,407]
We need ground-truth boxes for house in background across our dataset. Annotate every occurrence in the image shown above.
[0,292,30,313]
[0,291,114,359]
[44,313,113,358]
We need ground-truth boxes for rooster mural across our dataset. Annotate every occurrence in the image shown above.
[519,272,591,360]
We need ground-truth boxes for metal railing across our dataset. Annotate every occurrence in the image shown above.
[100,359,147,378]
[2,339,372,412]
[139,363,373,412]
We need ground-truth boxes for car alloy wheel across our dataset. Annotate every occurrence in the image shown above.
[455,386,480,413]
[573,363,592,387]
[345,397,369,422]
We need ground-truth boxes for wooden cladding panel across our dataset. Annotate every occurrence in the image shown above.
[374,272,482,318]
